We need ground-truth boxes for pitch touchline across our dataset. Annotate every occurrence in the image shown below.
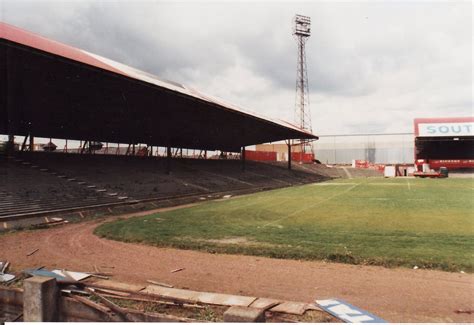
[261,183,361,228]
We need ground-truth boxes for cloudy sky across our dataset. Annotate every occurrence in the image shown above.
[3,0,472,135]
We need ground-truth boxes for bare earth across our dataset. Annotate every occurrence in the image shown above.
[2,208,473,322]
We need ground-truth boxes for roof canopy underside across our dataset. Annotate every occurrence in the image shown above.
[1,24,317,152]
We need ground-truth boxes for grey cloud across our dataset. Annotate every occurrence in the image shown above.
[2,0,472,134]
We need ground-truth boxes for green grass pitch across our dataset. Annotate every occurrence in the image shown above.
[95,177,474,272]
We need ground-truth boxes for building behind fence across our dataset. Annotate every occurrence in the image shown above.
[314,133,414,164]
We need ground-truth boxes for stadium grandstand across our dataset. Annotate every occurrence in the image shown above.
[0,22,339,226]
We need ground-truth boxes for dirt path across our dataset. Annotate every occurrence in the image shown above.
[2,209,473,322]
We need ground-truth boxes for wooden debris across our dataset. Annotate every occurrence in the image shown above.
[93,288,131,297]
[99,294,206,309]
[147,279,174,288]
[250,297,280,310]
[170,268,184,273]
[70,294,112,316]
[1,261,10,273]
[87,279,145,292]
[143,285,256,307]
[26,248,39,256]
[88,274,109,280]
[270,301,308,315]
[84,287,132,321]
[455,309,473,314]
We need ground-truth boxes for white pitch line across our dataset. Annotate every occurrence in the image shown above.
[262,183,361,228]
[407,179,411,191]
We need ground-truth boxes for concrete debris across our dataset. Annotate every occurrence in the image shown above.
[223,306,266,322]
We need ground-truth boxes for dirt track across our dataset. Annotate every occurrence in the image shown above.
[2,208,473,322]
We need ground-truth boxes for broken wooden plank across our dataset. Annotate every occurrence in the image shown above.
[270,301,308,315]
[87,279,145,292]
[146,280,174,288]
[249,297,280,310]
[26,248,39,256]
[99,294,206,309]
[142,286,200,302]
[142,285,256,307]
[88,274,110,280]
[1,261,10,273]
[84,288,132,321]
[70,294,112,315]
[93,288,131,297]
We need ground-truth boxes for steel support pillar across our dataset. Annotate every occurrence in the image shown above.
[21,134,29,152]
[241,146,246,171]
[29,136,34,151]
[288,143,292,170]
[166,146,171,174]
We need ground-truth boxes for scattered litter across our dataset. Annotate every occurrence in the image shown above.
[67,178,76,182]
[222,195,232,199]
[317,299,386,323]
[455,309,473,314]
[96,189,107,192]
[1,261,10,273]
[460,271,465,274]
[170,268,184,273]
[199,197,206,200]
[52,269,91,281]
[107,193,118,196]
[0,261,15,283]
[26,248,39,256]
[413,266,419,270]
[24,269,67,280]
[87,185,97,188]
[270,301,308,315]
[147,279,174,288]
[118,196,128,200]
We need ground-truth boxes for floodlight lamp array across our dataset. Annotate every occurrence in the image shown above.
[293,14,311,37]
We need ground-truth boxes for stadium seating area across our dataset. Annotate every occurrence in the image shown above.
[0,152,329,219]
[0,156,121,218]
